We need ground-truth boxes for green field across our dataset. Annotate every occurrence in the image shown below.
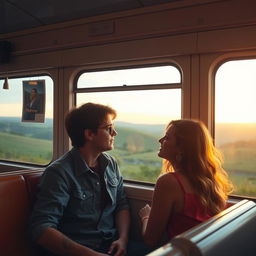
[219,140,256,196]
[220,140,256,174]
[229,174,256,197]
[0,132,52,165]
[0,127,255,197]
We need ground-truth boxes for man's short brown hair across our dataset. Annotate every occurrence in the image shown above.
[65,102,116,147]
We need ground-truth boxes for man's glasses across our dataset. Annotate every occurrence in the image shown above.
[99,124,116,135]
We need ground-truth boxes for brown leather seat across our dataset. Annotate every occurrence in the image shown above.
[0,175,33,256]
[0,171,43,256]
[23,172,42,209]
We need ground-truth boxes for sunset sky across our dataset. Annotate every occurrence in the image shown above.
[1,60,256,124]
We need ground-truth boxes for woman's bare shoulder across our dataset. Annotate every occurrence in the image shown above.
[156,172,179,190]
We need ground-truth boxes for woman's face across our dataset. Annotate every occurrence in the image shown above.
[158,124,178,161]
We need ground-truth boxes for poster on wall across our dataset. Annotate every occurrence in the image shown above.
[22,80,45,123]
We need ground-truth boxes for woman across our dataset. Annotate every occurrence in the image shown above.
[139,119,233,247]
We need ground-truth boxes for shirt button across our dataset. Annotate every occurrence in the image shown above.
[82,194,86,198]
[97,182,99,185]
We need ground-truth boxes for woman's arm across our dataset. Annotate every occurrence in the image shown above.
[139,174,176,247]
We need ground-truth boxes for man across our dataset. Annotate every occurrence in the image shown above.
[30,103,130,256]
[23,88,41,121]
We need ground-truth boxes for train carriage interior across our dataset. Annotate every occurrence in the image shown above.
[0,0,256,255]
[1,0,186,34]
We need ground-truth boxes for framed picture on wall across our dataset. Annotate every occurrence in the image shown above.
[22,80,45,123]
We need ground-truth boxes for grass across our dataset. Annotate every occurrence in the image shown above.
[0,132,52,165]
[229,174,256,196]
[220,141,256,173]
[0,131,255,196]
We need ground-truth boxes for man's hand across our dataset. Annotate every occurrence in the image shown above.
[95,253,109,256]
[108,238,127,256]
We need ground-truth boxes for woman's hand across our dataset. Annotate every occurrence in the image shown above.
[139,204,151,220]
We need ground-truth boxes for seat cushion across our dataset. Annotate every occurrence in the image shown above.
[0,175,32,256]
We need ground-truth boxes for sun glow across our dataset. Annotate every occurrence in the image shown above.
[215,59,256,123]
[76,89,181,125]
[1,61,256,124]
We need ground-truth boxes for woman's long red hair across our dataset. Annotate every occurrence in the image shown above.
[161,119,233,215]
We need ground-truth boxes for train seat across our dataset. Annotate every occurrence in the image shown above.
[147,199,256,256]
[23,172,43,209]
[0,175,33,256]
[1,170,255,256]
[0,170,43,256]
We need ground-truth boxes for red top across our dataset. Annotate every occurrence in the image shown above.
[167,172,212,239]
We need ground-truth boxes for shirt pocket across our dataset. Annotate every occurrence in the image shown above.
[68,189,94,215]
[107,176,118,205]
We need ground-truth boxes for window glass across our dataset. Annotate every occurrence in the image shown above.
[76,65,182,183]
[0,75,53,165]
[77,66,181,88]
[215,59,256,197]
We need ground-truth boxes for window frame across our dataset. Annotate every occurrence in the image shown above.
[0,73,55,167]
[74,63,183,184]
[213,56,256,199]
[74,63,182,95]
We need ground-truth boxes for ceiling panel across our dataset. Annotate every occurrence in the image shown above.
[1,0,183,34]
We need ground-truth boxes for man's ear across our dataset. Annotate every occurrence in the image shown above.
[84,129,95,141]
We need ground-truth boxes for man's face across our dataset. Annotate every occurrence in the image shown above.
[92,114,117,153]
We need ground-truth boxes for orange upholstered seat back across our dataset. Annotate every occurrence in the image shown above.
[0,175,33,256]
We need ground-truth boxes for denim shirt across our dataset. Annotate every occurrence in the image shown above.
[30,147,129,249]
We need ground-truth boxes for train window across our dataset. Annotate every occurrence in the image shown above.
[215,59,256,197]
[76,65,181,182]
[77,66,181,88]
[0,75,53,165]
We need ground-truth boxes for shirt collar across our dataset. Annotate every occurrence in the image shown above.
[70,147,110,176]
